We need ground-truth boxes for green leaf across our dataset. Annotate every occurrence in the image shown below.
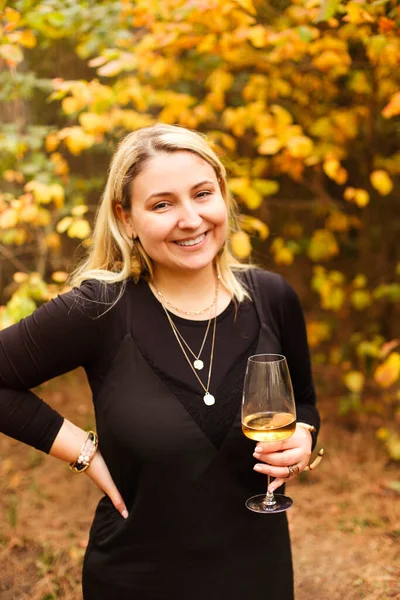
[315,0,340,23]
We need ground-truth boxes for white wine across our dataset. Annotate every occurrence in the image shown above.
[242,412,296,442]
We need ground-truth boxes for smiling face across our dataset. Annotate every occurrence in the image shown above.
[118,151,228,276]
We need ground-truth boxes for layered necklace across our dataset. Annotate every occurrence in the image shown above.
[153,279,219,406]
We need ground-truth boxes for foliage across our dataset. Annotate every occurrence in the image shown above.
[1,0,400,456]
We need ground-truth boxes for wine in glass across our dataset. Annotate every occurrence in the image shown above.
[242,354,296,514]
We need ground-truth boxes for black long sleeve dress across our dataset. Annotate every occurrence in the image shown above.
[0,268,320,600]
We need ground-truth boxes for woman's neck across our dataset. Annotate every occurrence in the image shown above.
[150,264,223,317]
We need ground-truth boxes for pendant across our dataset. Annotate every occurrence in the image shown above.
[194,359,204,370]
[203,393,215,406]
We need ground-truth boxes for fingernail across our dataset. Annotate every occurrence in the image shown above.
[121,509,129,519]
[255,445,262,452]
[253,452,261,459]
[253,464,263,472]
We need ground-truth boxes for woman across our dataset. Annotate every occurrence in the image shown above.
[0,124,320,599]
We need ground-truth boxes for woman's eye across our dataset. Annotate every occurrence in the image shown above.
[196,191,212,199]
[152,201,170,211]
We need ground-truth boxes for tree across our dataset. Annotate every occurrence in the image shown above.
[1,0,399,456]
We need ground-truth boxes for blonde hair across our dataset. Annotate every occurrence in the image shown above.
[68,124,252,303]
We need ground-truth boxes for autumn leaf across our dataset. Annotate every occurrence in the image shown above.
[382,92,400,119]
[231,231,252,259]
[344,371,365,394]
[374,353,400,388]
[370,170,393,196]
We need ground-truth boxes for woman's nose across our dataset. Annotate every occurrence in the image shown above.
[177,202,203,229]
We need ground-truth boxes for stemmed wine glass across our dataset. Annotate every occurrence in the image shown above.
[241,354,296,514]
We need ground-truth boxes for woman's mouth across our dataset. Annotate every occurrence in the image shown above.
[174,232,207,247]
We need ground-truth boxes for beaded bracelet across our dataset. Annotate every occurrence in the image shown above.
[68,430,98,474]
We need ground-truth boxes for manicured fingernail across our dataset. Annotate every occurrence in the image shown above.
[255,445,262,452]
[121,509,129,519]
[253,464,263,472]
[253,452,261,459]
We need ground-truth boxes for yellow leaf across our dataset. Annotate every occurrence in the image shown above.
[0,208,18,229]
[306,321,331,348]
[323,159,348,184]
[98,59,124,77]
[68,218,91,239]
[52,271,68,283]
[49,184,65,208]
[5,8,21,24]
[258,138,282,155]
[351,290,372,310]
[63,128,96,155]
[71,205,88,217]
[233,0,256,15]
[56,216,73,234]
[45,133,60,152]
[344,371,365,394]
[370,170,393,196]
[308,230,339,262]
[374,353,400,388]
[274,247,294,266]
[382,92,400,119]
[0,44,24,65]
[325,211,349,232]
[354,189,370,208]
[79,112,109,134]
[231,231,252,259]
[352,274,367,289]
[286,136,314,158]
[240,216,269,241]
[19,30,36,48]
[24,181,52,204]
[247,25,268,48]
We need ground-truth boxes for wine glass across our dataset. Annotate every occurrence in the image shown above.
[241,354,296,514]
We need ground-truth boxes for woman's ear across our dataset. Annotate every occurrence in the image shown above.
[115,203,135,238]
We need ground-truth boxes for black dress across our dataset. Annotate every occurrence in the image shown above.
[0,268,320,600]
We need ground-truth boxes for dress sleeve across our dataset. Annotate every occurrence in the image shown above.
[0,279,118,454]
[277,278,320,448]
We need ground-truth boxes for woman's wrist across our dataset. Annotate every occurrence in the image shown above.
[48,418,89,463]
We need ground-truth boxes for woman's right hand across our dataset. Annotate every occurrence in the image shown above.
[85,450,129,519]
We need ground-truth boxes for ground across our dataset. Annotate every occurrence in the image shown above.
[0,370,399,600]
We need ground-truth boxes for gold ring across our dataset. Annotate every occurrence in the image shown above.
[287,464,300,478]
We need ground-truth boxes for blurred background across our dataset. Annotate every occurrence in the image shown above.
[0,1,399,598]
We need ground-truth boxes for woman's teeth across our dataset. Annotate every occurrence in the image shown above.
[175,233,206,247]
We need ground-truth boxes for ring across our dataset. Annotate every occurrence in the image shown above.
[287,464,300,478]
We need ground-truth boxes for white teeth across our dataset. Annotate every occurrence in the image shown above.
[176,233,206,247]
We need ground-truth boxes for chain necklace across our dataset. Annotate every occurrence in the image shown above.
[166,309,213,371]
[153,278,219,316]
[160,296,218,406]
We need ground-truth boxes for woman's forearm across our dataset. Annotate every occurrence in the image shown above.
[48,418,88,463]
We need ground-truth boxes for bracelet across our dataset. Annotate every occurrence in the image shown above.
[297,422,316,434]
[68,431,98,474]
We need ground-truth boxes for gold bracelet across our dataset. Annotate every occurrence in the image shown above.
[68,431,98,474]
[297,423,324,471]
[297,422,316,434]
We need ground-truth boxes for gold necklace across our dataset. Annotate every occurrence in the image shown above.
[153,278,219,316]
[161,298,218,406]
[166,310,213,371]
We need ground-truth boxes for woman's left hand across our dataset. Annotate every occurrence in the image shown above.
[252,425,312,494]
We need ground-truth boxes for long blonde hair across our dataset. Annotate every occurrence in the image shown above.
[68,124,251,302]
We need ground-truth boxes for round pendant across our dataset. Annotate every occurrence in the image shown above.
[203,393,215,406]
[194,359,204,370]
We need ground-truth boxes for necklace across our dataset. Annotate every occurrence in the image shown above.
[160,296,218,406]
[166,310,213,371]
[153,278,219,316]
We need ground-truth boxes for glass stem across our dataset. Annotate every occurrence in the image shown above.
[264,475,277,506]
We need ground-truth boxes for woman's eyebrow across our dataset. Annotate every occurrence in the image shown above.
[145,180,215,203]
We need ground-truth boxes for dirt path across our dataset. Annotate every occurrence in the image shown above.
[0,372,399,599]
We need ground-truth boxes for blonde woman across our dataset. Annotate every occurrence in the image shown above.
[0,124,320,599]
